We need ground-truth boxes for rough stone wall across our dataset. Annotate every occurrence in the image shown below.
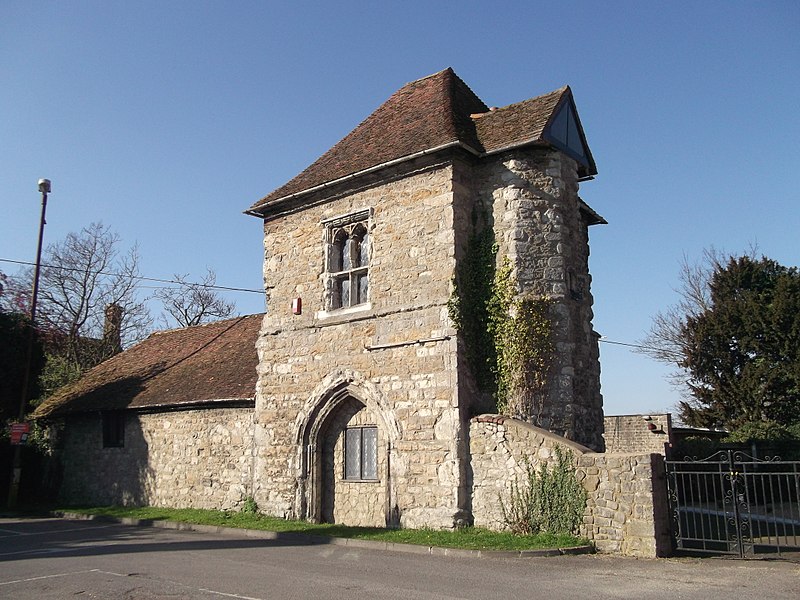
[253,163,468,529]
[473,149,604,450]
[321,399,388,526]
[577,451,671,556]
[603,414,672,454]
[469,415,670,558]
[59,407,254,510]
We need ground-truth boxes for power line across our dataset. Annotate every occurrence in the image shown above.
[599,337,683,360]
[0,257,264,295]
[598,338,652,351]
[2,256,682,355]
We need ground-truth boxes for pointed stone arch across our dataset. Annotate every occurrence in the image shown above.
[293,369,402,525]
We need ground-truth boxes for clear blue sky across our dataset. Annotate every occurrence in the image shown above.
[2,1,798,417]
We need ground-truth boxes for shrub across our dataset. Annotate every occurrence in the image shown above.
[500,446,587,536]
[240,496,259,515]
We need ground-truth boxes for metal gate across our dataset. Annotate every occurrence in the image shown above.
[666,450,800,557]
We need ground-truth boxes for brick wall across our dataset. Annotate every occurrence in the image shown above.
[603,414,671,454]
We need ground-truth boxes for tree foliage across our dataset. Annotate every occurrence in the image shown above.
[641,251,800,429]
[153,267,236,328]
[1,223,152,397]
[0,305,45,422]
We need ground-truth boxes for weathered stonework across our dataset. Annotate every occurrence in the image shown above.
[253,163,468,529]
[469,415,671,558]
[472,150,604,450]
[59,407,254,510]
[252,143,605,529]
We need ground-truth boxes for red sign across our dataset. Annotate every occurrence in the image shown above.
[10,422,30,445]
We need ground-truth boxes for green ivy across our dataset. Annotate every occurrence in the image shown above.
[447,228,498,393]
[490,260,554,415]
[449,231,553,416]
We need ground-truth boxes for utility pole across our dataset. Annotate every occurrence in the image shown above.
[7,178,51,508]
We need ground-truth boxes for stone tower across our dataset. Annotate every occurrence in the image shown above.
[246,69,606,528]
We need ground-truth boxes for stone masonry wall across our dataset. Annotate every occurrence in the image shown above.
[473,149,604,450]
[603,414,672,454]
[59,407,254,510]
[469,415,671,557]
[254,162,468,529]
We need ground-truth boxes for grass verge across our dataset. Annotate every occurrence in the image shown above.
[57,506,588,551]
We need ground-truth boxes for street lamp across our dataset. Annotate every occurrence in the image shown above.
[7,178,51,508]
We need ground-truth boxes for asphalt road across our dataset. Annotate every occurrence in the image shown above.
[1,517,799,599]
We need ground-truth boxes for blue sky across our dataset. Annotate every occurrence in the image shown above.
[2,1,798,417]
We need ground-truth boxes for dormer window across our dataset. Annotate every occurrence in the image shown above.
[323,209,371,311]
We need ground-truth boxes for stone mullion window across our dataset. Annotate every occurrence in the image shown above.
[323,210,370,311]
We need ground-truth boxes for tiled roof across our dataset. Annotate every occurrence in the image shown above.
[472,87,566,153]
[33,314,263,418]
[247,68,595,215]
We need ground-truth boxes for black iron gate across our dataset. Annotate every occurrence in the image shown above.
[665,450,800,557]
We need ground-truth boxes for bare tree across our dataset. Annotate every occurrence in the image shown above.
[7,222,152,370]
[154,267,236,328]
[638,249,719,368]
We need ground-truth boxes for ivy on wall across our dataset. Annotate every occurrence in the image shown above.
[449,229,553,416]
[447,228,498,393]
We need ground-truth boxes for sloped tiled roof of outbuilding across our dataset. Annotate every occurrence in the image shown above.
[248,68,595,215]
[33,314,263,418]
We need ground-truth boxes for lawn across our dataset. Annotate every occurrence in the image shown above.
[57,506,589,552]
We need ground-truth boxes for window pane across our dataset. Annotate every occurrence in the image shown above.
[356,273,368,305]
[360,232,369,267]
[342,237,353,271]
[345,428,361,480]
[103,412,125,448]
[341,278,350,307]
[331,278,342,309]
[329,241,343,272]
[362,427,378,480]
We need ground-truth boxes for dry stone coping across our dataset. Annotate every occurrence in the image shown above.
[55,511,593,559]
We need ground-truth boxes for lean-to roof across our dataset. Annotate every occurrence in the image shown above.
[33,314,263,418]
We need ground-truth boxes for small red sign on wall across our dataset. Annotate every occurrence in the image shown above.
[10,422,30,445]
[292,297,302,315]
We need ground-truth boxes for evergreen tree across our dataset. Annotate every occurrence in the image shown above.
[642,254,800,429]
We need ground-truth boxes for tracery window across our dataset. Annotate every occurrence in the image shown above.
[324,210,370,311]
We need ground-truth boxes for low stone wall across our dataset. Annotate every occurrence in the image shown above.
[469,415,671,557]
[59,406,254,510]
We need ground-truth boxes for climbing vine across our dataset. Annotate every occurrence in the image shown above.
[447,228,498,392]
[449,231,553,416]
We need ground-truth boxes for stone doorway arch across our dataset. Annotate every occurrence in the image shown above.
[294,370,401,526]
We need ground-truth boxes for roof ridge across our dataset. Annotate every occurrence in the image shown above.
[491,85,569,115]
[405,66,455,87]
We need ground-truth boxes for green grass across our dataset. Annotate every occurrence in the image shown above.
[57,506,588,551]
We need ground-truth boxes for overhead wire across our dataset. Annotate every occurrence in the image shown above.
[0,257,264,295]
[3,257,679,355]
